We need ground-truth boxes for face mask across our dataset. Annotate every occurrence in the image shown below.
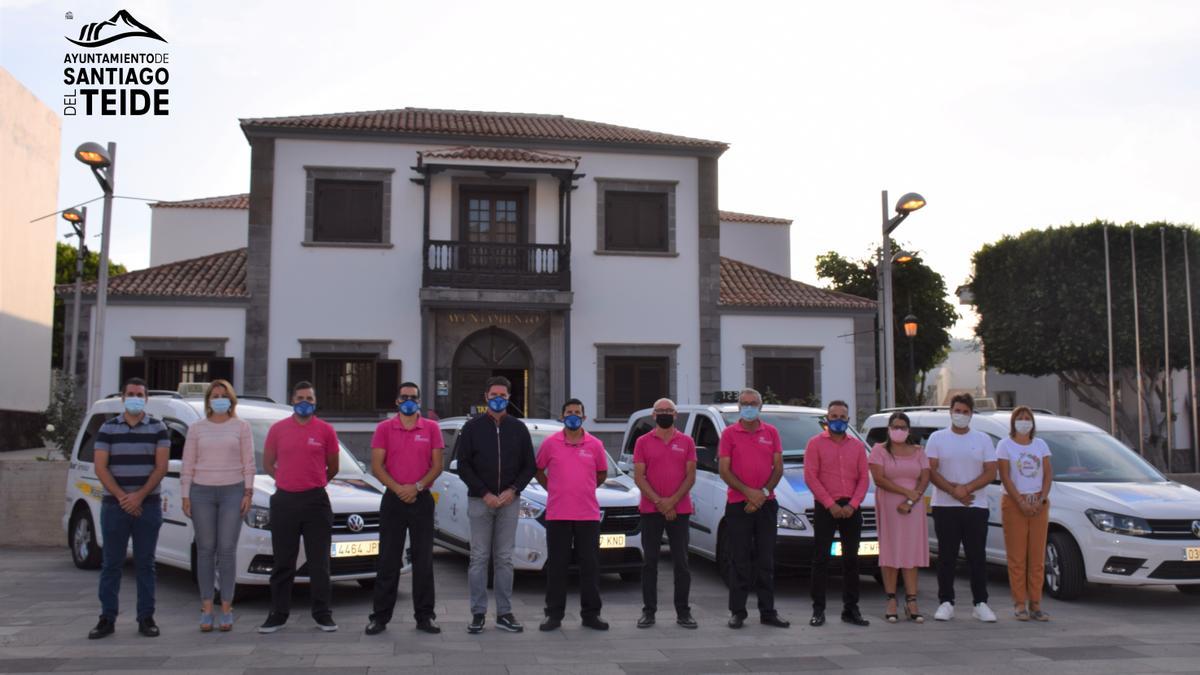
[210,398,232,414]
[487,397,509,413]
[1014,420,1034,435]
[655,414,675,429]
[293,401,316,418]
[123,397,146,414]
[739,406,760,422]
[563,414,583,431]
[828,419,849,435]
[888,428,909,444]
[398,399,420,416]
[951,412,971,429]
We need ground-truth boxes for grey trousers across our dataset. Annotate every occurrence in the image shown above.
[467,497,520,616]
[190,482,244,602]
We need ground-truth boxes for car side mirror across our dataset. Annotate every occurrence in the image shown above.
[617,459,632,474]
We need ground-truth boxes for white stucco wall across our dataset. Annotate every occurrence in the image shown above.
[719,219,791,277]
[719,313,858,420]
[0,68,59,413]
[150,207,248,266]
[97,304,246,396]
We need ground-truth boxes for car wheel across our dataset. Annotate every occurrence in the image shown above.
[1044,531,1085,600]
[69,508,102,569]
[716,522,732,588]
[620,570,641,582]
[357,578,376,590]
[1177,584,1200,595]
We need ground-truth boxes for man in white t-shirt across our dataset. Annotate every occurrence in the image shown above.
[926,393,998,623]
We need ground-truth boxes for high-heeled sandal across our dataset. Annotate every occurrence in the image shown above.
[884,593,898,623]
[904,595,924,623]
[219,610,234,632]
[199,611,214,632]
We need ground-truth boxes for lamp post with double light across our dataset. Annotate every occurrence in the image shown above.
[878,191,926,409]
[61,207,87,379]
[75,141,115,408]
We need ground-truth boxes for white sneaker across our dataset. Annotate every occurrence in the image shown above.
[972,602,997,623]
[933,601,954,621]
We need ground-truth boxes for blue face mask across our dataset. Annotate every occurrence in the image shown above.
[398,399,420,416]
[124,397,146,414]
[563,414,583,431]
[210,398,232,414]
[739,406,760,422]
[293,401,315,418]
[487,397,509,413]
[828,419,849,435]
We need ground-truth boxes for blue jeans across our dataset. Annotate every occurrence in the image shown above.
[99,497,162,620]
[189,483,244,602]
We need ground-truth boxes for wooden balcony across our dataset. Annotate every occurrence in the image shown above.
[423,240,570,291]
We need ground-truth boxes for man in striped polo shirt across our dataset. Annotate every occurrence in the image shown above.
[88,378,170,640]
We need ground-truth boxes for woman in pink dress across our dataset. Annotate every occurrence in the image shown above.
[868,412,931,623]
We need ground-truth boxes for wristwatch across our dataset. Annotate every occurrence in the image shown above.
[761,487,771,496]
[415,482,426,492]
[904,498,915,507]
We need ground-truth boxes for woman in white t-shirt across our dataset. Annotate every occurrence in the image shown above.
[996,406,1053,622]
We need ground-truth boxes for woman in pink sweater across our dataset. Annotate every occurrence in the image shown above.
[181,379,255,631]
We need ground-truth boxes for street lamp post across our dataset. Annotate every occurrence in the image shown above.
[904,314,918,405]
[879,190,926,409]
[75,142,116,409]
[61,207,87,379]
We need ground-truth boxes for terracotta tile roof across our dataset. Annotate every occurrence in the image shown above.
[240,107,728,152]
[56,248,248,300]
[719,257,876,312]
[151,193,250,209]
[719,210,792,225]
[418,146,580,166]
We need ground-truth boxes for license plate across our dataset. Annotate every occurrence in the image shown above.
[599,534,626,549]
[330,540,379,558]
[831,541,880,557]
[1186,547,1200,562]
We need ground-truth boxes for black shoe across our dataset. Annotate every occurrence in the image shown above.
[467,613,486,634]
[727,614,745,629]
[137,617,160,637]
[581,615,609,631]
[637,611,656,628]
[88,616,115,640]
[760,613,791,628]
[258,613,288,634]
[364,620,387,636]
[495,614,523,633]
[841,608,870,627]
[539,615,562,631]
[676,612,698,629]
[315,615,338,632]
[809,611,826,627]
[415,618,441,634]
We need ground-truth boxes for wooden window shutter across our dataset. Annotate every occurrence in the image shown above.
[286,358,315,393]
[374,359,402,411]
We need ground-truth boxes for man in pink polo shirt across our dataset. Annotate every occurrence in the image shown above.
[535,398,609,632]
[632,397,697,629]
[803,399,871,628]
[259,381,341,634]
[365,382,444,636]
[718,388,790,629]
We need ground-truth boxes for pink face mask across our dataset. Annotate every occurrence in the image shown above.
[888,428,909,443]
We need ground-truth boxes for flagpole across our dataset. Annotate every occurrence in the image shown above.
[1183,229,1197,473]
[1132,229,1145,457]
[1104,225,1116,435]
[1161,228,1172,471]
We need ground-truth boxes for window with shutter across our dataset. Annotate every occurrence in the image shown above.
[313,179,384,243]
[603,191,668,252]
[752,357,815,406]
[603,356,669,419]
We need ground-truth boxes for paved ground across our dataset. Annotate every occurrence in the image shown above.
[2,546,1199,674]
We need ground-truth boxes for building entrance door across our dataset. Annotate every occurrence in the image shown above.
[450,327,530,418]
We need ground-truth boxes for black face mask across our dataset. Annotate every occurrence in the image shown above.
[655,414,675,429]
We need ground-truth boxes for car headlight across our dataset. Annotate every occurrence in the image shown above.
[518,496,546,520]
[244,505,271,530]
[777,507,808,531]
[1086,509,1151,536]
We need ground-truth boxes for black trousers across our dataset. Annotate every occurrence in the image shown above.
[933,506,989,605]
[269,487,332,619]
[370,490,435,623]
[640,513,691,615]
[544,520,601,620]
[725,500,778,618]
[810,498,863,613]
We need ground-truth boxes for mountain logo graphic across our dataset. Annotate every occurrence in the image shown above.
[66,10,166,48]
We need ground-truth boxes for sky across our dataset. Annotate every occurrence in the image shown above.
[2,0,1198,338]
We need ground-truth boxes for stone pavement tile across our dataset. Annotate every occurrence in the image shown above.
[312,653,432,668]
[736,655,842,671]
[368,666,508,675]
[519,665,625,674]
[47,656,169,671]
[1124,643,1200,658]
[620,660,747,674]
[434,650,542,666]
[827,652,939,669]
[1131,631,1200,645]
[243,668,364,675]
[1025,646,1143,661]
[0,659,68,673]
[658,643,860,661]
[537,649,668,665]
[921,649,1049,666]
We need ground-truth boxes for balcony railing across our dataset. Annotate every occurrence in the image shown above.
[424,240,570,291]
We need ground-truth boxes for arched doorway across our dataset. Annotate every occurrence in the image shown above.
[451,327,531,417]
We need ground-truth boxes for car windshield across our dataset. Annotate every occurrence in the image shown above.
[1038,430,1166,483]
[242,416,365,479]
[530,427,619,478]
[720,411,862,462]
